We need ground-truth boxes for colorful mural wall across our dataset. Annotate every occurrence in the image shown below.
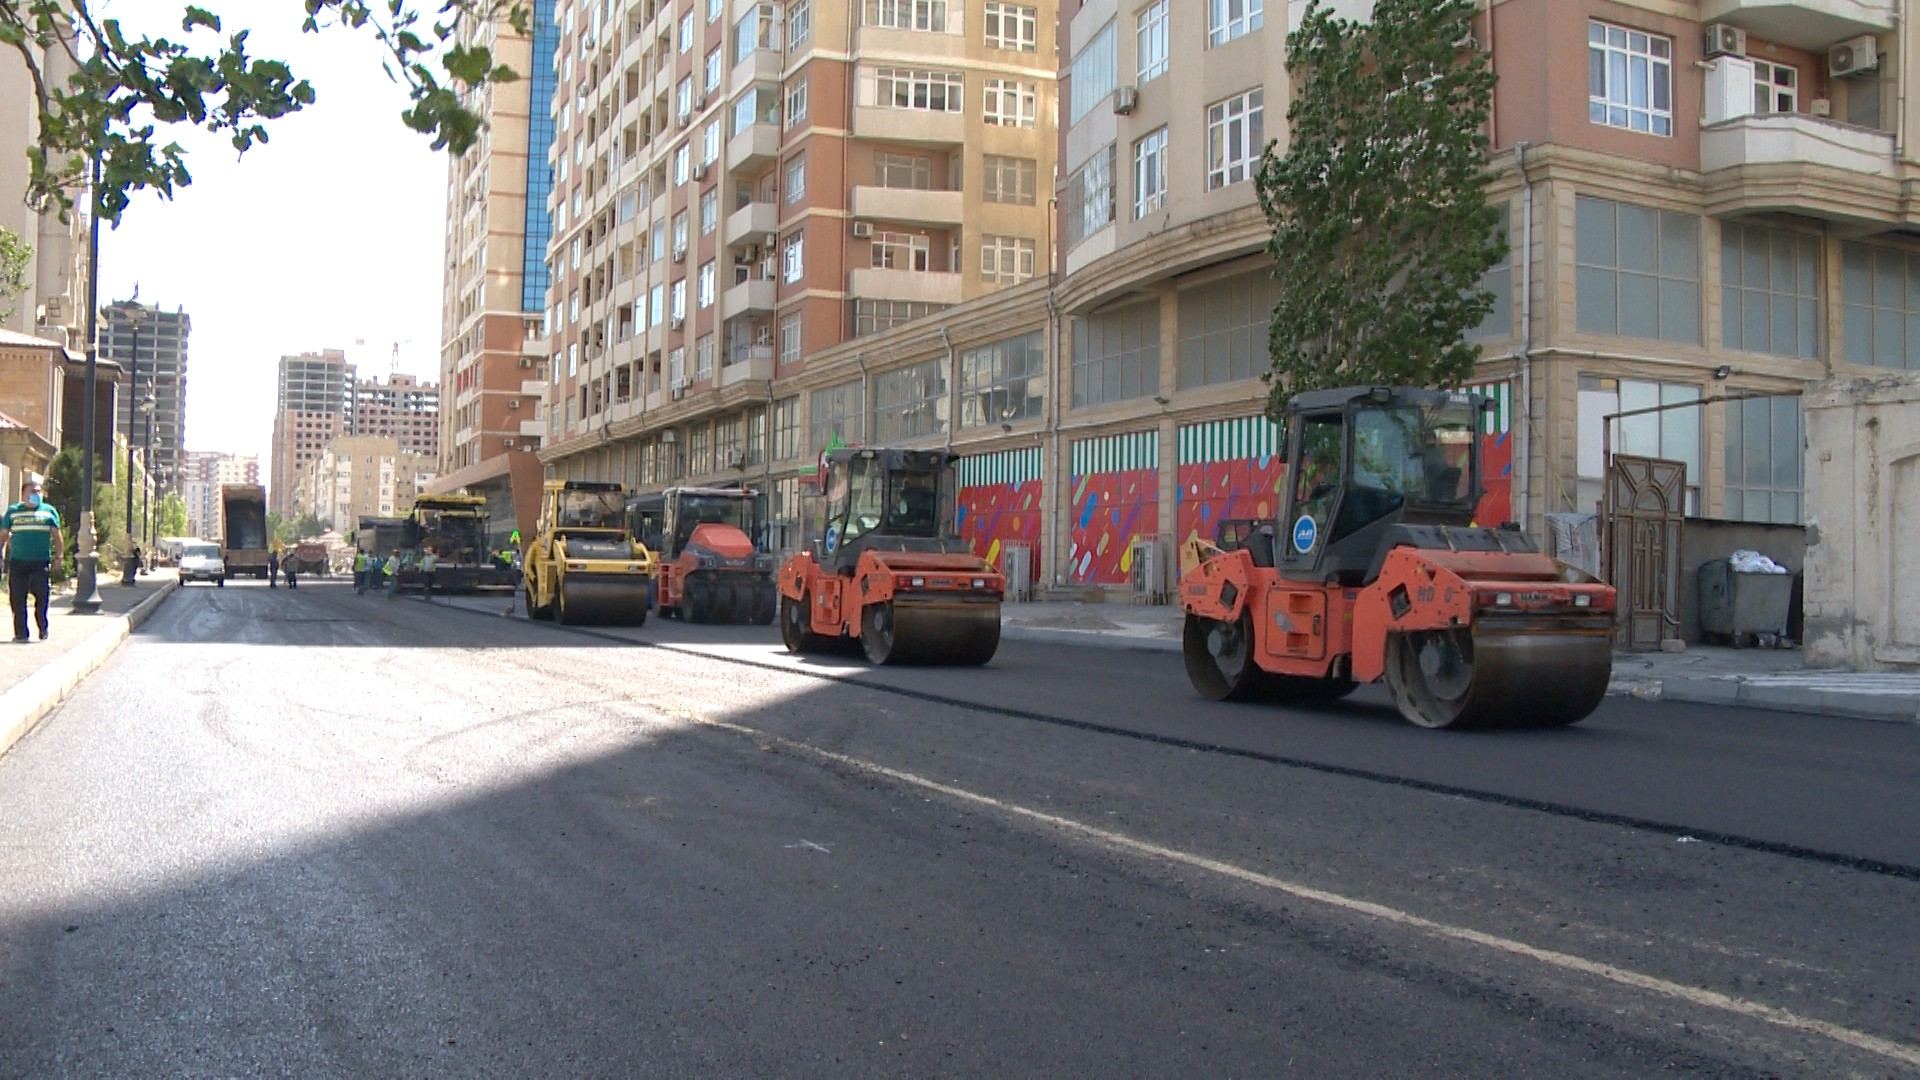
[1469,379,1514,526]
[1175,416,1287,559]
[1068,431,1159,585]
[955,448,1043,582]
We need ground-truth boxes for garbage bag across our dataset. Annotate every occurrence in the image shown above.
[1728,549,1788,574]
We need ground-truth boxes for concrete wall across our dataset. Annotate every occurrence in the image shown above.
[1677,518,1805,643]
[1802,373,1920,670]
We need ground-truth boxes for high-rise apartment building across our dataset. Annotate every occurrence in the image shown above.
[439,0,558,476]
[180,450,260,539]
[534,0,1058,493]
[100,301,191,488]
[352,372,441,458]
[270,349,354,514]
[0,20,89,353]
[295,435,438,535]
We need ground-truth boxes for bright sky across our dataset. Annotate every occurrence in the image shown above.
[97,0,451,469]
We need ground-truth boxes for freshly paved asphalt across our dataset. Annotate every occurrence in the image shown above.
[1,579,1915,1076]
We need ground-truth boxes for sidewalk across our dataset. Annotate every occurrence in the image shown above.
[1001,598,1920,723]
[0,568,179,760]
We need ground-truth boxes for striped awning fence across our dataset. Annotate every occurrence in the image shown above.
[1070,430,1158,477]
[958,446,1042,487]
[1178,415,1283,464]
[1468,380,1513,435]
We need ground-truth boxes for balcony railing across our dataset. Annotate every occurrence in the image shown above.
[1700,112,1895,179]
[849,185,965,226]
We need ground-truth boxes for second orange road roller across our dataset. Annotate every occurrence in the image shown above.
[778,448,1004,665]
[1180,386,1616,729]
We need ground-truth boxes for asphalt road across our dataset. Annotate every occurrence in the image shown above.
[1,579,1915,1076]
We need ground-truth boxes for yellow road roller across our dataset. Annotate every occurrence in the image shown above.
[524,480,658,625]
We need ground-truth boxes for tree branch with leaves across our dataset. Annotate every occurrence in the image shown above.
[1257,0,1505,411]
[0,0,530,222]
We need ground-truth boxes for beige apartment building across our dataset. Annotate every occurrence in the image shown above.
[296,435,438,535]
[181,450,260,540]
[527,0,1901,599]
[534,0,1058,531]
[0,17,89,355]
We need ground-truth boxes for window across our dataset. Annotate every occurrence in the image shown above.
[677,75,694,119]
[1069,21,1116,125]
[871,231,931,271]
[984,78,1037,127]
[1576,376,1701,514]
[854,299,947,336]
[984,3,1036,51]
[649,284,665,327]
[671,279,687,322]
[874,67,963,112]
[1177,270,1281,388]
[809,380,864,456]
[702,121,721,164]
[1752,60,1797,115]
[980,235,1036,284]
[1073,302,1160,407]
[679,11,695,51]
[1208,0,1263,47]
[734,4,780,64]
[700,188,718,234]
[780,155,807,203]
[1133,127,1167,219]
[733,86,779,133]
[705,47,722,93]
[984,156,1037,205]
[1576,196,1700,343]
[785,79,809,127]
[1842,243,1920,368]
[783,233,805,282]
[1064,145,1116,249]
[1587,21,1673,136]
[696,334,715,379]
[867,0,947,31]
[1137,0,1168,83]
[674,143,690,184]
[699,262,716,307]
[779,313,803,365]
[1206,88,1264,189]
[1468,207,1512,340]
[708,0,724,21]
[960,331,1044,428]
[689,422,712,474]
[874,357,948,441]
[788,0,811,48]
[875,152,932,190]
[1725,395,1803,524]
[669,345,686,386]
[744,406,766,464]
[773,395,800,459]
[673,211,689,253]
[1723,224,1818,359]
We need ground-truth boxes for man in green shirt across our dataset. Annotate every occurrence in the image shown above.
[1,474,64,642]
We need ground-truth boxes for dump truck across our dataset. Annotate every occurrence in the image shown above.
[524,480,658,625]
[1180,386,1616,729]
[356,516,408,560]
[397,493,516,593]
[628,487,776,624]
[778,448,1003,665]
[219,483,270,580]
[285,540,330,576]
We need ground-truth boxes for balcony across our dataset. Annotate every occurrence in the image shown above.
[719,344,775,386]
[848,267,964,305]
[729,49,783,95]
[519,419,546,438]
[520,379,550,398]
[723,200,780,248]
[850,186,964,227]
[1700,113,1899,221]
[1698,0,1895,50]
[726,122,781,174]
[852,106,964,146]
[724,277,778,314]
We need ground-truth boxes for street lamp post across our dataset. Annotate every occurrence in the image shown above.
[119,304,146,551]
[140,395,156,546]
[70,154,105,614]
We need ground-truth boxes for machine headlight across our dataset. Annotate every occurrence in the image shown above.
[1573,594,1592,608]
[566,561,587,571]
[909,576,926,588]
[1493,592,1513,606]
[971,578,987,589]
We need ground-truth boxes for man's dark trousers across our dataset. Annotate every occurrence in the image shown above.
[9,560,51,640]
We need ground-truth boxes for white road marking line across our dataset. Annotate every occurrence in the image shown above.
[786,839,832,853]
[690,713,1920,1070]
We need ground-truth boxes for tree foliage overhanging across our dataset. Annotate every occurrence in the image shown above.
[0,1,531,222]
[1258,0,1506,411]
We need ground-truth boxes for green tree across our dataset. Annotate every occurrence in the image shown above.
[2,1,528,221]
[0,225,28,320]
[293,512,329,539]
[1257,0,1505,406]
[265,509,290,546]
[155,491,188,539]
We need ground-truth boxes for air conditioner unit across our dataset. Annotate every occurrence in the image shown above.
[503,438,516,448]
[763,232,778,249]
[677,111,692,128]
[671,385,686,401]
[1704,23,1746,58]
[660,429,678,444]
[508,398,522,408]
[1111,85,1138,115]
[850,221,873,239]
[1811,97,1833,118]
[724,449,746,469]
[1831,35,1879,78]
[691,162,709,180]
[670,315,686,330]
[672,245,687,262]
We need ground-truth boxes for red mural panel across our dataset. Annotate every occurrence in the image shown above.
[955,481,1043,582]
[1174,456,1289,552]
[1068,468,1158,585]
[1476,429,1513,526]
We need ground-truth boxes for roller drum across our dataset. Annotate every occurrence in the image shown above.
[861,595,1001,666]
[556,574,653,626]
[1385,624,1611,729]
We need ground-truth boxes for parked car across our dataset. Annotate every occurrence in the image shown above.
[178,542,226,586]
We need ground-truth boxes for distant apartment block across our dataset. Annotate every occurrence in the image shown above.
[181,450,260,539]
[352,372,441,458]
[99,301,190,487]
[295,435,438,535]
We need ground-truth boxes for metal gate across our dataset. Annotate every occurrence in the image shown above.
[1604,454,1686,649]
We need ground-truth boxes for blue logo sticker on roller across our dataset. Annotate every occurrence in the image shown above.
[1291,514,1318,554]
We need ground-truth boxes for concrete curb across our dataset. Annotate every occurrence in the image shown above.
[0,580,179,761]
[1000,624,1181,654]
[1657,676,1920,724]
